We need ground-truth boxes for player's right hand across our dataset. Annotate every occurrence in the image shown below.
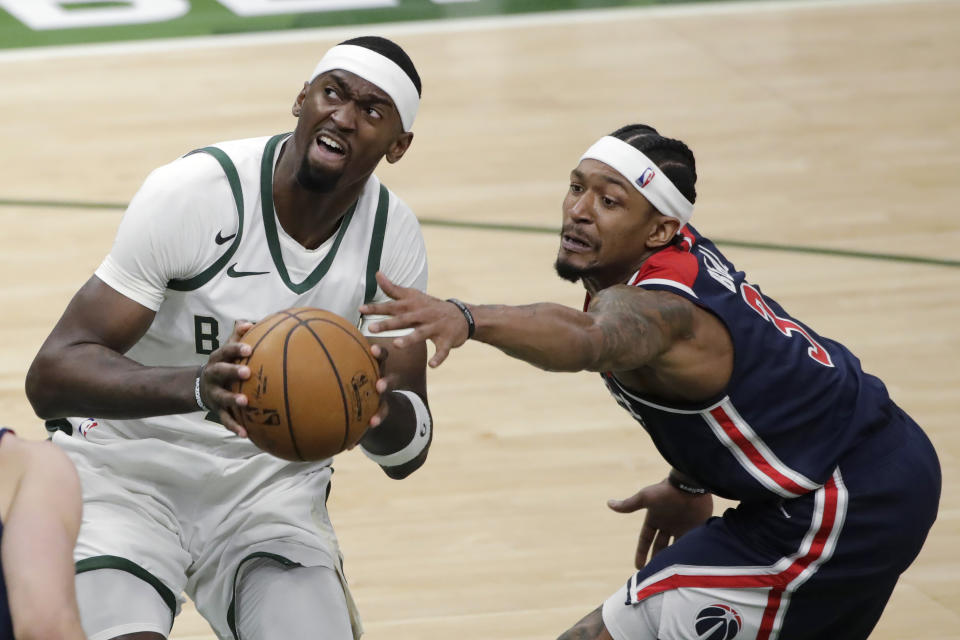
[199,320,254,437]
[361,271,471,367]
[607,478,713,569]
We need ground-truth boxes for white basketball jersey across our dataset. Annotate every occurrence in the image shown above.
[74,134,427,455]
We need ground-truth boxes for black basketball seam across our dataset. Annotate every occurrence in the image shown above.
[299,319,353,454]
[307,318,380,373]
[235,313,296,432]
[306,317,381,449]
[306,318,381,449]
[282,325,305,461]
[241,312,294,362]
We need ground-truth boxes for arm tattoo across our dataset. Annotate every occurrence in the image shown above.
[558,606,607,640]
[590,285,694,371]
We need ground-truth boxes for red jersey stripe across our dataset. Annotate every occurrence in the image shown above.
[709,406,812,496]
[631,476,842,638]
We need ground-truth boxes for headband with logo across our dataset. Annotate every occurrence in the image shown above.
[579,136,694,226]
[310,44,419,132]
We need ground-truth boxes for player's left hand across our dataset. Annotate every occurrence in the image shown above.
[364,342,401,434]
[360,271,471,367]
[607,478,714,569]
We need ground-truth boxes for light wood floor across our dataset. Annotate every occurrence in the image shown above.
[1,0,958,637]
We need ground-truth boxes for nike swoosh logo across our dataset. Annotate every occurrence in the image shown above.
[227,264,269,278]
[215,230,237,245]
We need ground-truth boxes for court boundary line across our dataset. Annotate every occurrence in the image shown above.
[1,197,956,269]
[0,0,938,63]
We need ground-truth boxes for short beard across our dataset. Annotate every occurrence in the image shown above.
[296,156,341,193]
[554,257,589,283]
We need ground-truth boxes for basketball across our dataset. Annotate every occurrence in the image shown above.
[232,307,380,461]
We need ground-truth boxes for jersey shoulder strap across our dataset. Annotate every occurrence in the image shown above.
[363,183,391,304]
[167,145,245,292]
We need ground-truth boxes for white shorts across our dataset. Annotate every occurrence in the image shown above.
[53,431,363,640]
[601,581,769,640]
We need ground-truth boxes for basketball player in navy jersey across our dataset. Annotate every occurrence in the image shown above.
[0,427,85,639]
[362,124,942,639]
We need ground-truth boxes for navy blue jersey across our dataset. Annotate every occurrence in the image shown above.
[0,427,13,637]
[599,226,894,502]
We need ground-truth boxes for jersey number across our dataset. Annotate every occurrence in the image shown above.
[194,315,220,355]
[740,283,833,367]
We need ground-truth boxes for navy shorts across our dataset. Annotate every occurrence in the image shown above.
[603,404,940,640]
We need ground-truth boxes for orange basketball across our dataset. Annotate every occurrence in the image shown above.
[232,307,380,461]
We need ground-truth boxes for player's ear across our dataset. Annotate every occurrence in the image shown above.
[385,132,413,164]
[292,82,310,117]
[646,216,680,249]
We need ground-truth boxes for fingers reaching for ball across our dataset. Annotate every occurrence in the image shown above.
[360,273,472,369]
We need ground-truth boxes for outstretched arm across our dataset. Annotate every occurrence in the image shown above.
[360,272,694,372]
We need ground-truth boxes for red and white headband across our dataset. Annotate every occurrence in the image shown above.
[580,136,693,226]
[310,44,419,132]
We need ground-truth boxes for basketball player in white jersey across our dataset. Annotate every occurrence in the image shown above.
[26,36,432,640]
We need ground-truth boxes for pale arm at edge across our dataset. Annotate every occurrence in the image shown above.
[2,441,85,640]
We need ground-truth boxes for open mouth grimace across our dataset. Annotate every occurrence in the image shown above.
[316,134,346,156]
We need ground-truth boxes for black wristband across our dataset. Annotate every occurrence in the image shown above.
[667,471,708,496]
[446,298,476,339]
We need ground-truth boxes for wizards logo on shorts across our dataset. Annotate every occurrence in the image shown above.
[637,167,656,188]
[695,603,742,640]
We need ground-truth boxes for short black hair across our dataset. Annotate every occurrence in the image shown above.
[339,36,422,97]
[610,124,697,204]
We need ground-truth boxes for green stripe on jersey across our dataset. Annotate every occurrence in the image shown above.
[76,555,178,618]
[364,183,391,304]
[260,133,365,295]
[168,146,246,291]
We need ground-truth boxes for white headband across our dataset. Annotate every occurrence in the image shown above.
[579,136,693,226]
[310,44,419,132]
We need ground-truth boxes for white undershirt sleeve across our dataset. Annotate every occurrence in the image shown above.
[94,153,235,311]
[360,195,428,337]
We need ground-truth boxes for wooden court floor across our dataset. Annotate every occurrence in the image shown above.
[0,0,958,637]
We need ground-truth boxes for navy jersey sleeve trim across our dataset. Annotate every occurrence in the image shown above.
[634,278,700,305]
